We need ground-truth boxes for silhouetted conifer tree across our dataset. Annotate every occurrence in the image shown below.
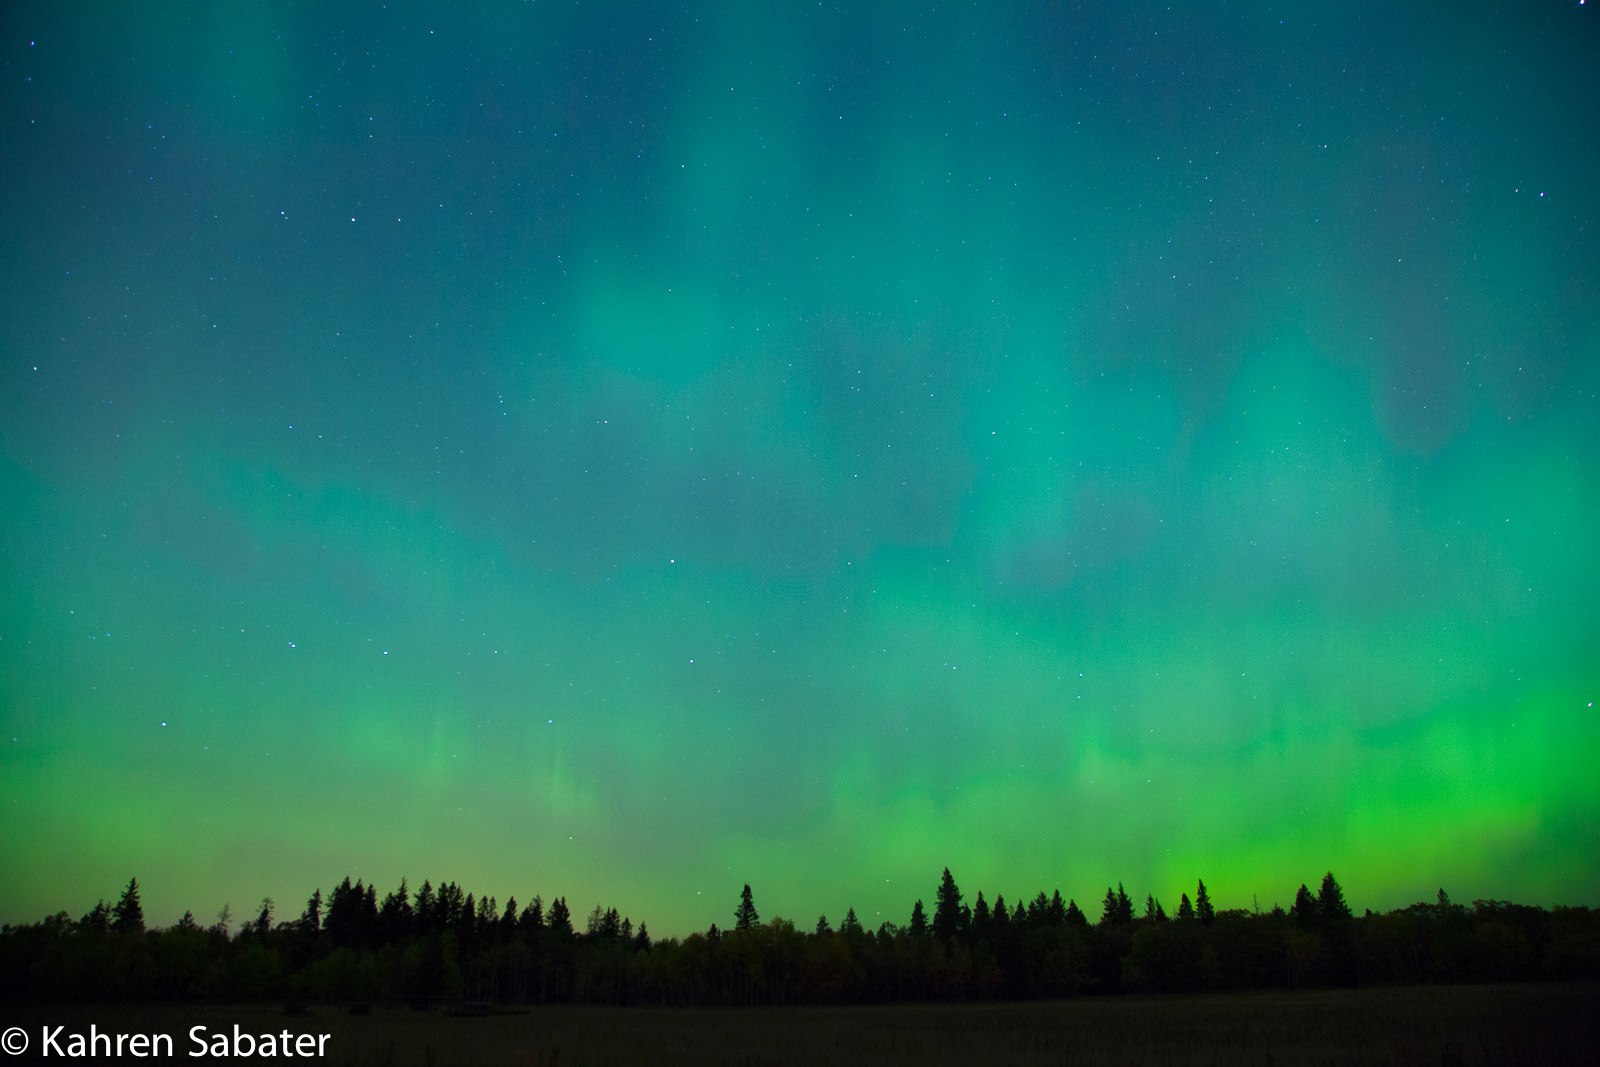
[1292,883,1317,925]
[634,922,652,950]
[933,868,964,941]
[414,880,436,929]
[175,910,197,931]
[816,914,832,935]
[252,897,274,936]
[1318,872,1351,920]
[840,908,864,937]
[972,891,991,935]
[1116,883,1135,924]
[378,879,412,942]
[909,899,929,937]
[1195,880,1215,925]
[81,901,110,934]
[735,884,759,930]
[520,895,544,933]
[548,897,573,937]
[112,878,144,933]
[992,894,1010,932]
[1177,892,1194,920]
[301,889,322,934]
[1049,890,1068,926]
[1065,898,1087,926]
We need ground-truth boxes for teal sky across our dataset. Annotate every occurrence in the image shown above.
[3,2,1598,935]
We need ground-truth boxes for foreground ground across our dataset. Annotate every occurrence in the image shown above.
[6,983,1597,1064]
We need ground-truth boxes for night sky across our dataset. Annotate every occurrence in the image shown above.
[3,2,1598,935]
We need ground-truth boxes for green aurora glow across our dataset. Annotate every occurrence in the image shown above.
[3,2,1598,934]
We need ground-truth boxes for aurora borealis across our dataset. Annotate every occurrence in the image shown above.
[2,1,1597,936]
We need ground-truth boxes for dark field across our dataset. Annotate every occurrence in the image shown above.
[7,984,1596,1065]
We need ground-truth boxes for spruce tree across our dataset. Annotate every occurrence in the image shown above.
[80,901,110,934]
[932,868,964,941]
[909,899,929,937]
[112,877,145,933]
[1291,883,1317,925]
[1318,871,1351,920]
[1177,892,1194,920]
[735,884,759,930]
[520,895,544,933]
[1100,886,1119,926]
[1195,879,1214,925]
[548,896,573,936]
[253,897,274,936]
[301,889,322,934]
[972,891,991,934]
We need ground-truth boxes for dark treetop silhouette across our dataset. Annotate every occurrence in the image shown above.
[3,870,1598,1006]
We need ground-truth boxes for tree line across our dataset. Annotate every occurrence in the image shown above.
[3,870,1596,1006]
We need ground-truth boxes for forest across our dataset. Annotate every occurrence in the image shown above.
[3,870,1597,1007]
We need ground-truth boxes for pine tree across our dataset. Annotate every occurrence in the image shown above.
[972,891,991,934]
[1116,883,1135,924]
[634,922,652,950]
[175,910,198,932]
[253,897,274,936]
[1195,879,1215,925]
[1065,898,1088,926]
[909,899,929,937]
[735,884,759,930]
[379,879,412,942]
[932,868,964,941]
[1318,872,1351,920]
[992,895,1011,931]
[548,897,573,936]
[520,896,544,933]
[80,901,110,934]
[1100,886,1119,926]
[301,889,322,933]
[1177,892,1194,920]
[840,908,864,937]
[1291,883,1317,925]
[414,881,436,929]
[112,877,145,933]
[816,914,833,935]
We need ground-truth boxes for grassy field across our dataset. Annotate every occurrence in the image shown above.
[6,984,1596,1065]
